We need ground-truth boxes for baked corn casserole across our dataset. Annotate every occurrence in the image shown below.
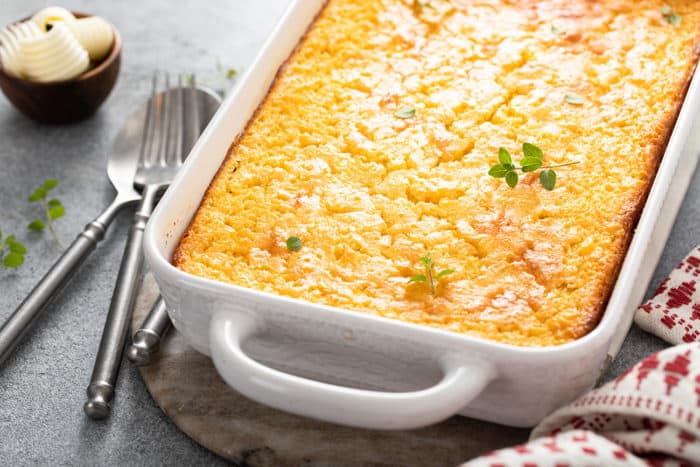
[174,0,700,347]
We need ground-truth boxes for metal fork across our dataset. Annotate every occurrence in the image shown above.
[84,73,190,419]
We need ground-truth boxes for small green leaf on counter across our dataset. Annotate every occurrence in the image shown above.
[226,68,238,79]
[48,203,65,220]
[42,179,58,190]
[0,232,26,269]
[3,252,24,268]
[28,179,65,249]
[28,220,45,231]
[7,237,27,254]
[28,188,46,202]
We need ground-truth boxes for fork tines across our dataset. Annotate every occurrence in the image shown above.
[140,72,195,170]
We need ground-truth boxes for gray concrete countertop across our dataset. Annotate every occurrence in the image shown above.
[0,1,698,465]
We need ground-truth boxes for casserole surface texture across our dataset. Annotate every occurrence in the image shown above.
[174,0,700,347]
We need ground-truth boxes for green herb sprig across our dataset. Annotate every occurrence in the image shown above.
[28,179,65,249]
[215,59,239,82]
[408,254,454,294]
[183,63,239,89]
[488,143,578,190]
[0,230,26,268]
[661,6,682,25]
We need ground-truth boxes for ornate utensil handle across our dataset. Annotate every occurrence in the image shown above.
[0,198,129,367]
[84,186,159,419]
[127,296,170,366]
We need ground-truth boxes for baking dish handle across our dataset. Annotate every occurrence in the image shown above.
[209,310,496,429]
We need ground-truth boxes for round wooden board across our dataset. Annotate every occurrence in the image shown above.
[132,275,530,466]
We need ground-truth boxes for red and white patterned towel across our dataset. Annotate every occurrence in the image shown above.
[636,246,700,344]
[464,247,700,467]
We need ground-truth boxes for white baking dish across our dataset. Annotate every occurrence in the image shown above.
[144,0,700,429]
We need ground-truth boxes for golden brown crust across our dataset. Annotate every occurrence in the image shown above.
[174,0,700,347]
[171,4,331,266]
[587,53,700,338]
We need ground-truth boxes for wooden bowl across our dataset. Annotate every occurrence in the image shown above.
[0,13,121,124]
